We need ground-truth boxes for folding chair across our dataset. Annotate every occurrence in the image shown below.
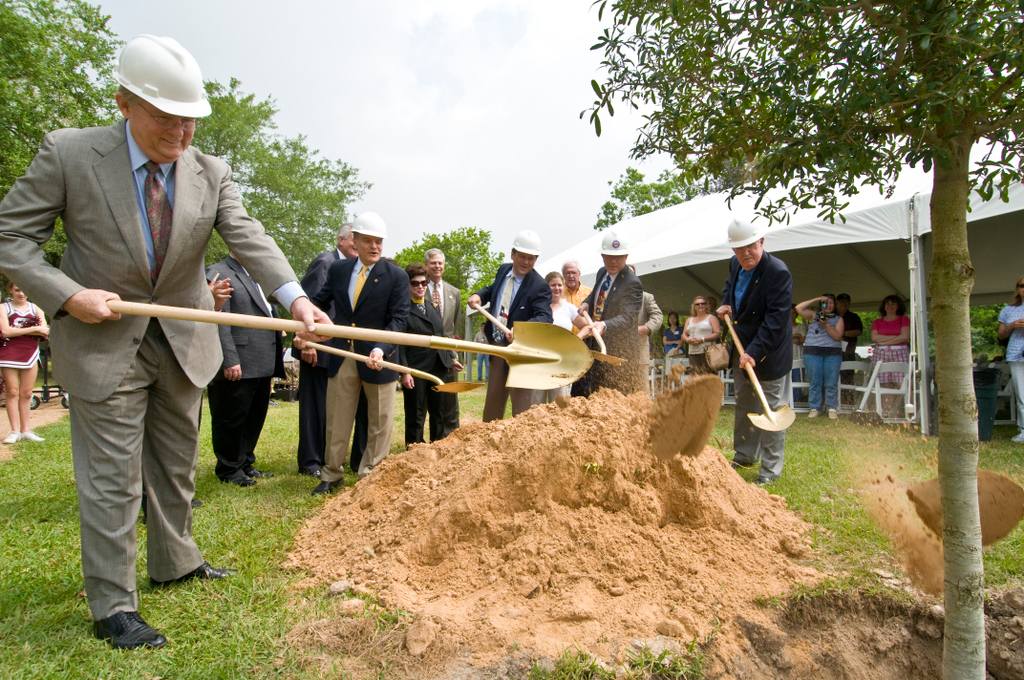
[790,358,811,412]
[857,362,911,423]
[838,360,873,414]
[994,363,1018,426]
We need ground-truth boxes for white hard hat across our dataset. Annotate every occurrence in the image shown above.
[350,212,387,238]
[114,35,212,118]
[727,218,767,248]
[600,231,629,255]
[511,230,542,256]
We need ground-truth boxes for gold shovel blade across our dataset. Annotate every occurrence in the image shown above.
[503,322,593,390]
[433,382,485,393]
[907,470,1024,545]
[591,351,626,366]
[747,405,796,432]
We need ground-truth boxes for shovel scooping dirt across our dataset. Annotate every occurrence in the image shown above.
[907,470,1024,545]
[649,374,725,460]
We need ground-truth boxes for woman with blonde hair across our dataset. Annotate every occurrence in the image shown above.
[681,295,721,375]
[0,282,49,443]
[998,275,1024,443]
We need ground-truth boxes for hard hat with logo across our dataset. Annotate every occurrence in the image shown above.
[511,230,542,256]
[600,231,629,255]
[350,212,387,238]
[114,35,212,118]
[727,218,767,248]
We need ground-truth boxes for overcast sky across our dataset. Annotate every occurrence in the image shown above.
[96,0,675,264]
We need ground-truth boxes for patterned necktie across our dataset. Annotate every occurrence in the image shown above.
[144,161,172,282]
[593,275,611,321]
[353,264,369,306]
[432,282,442,309]
[494,272,514,342]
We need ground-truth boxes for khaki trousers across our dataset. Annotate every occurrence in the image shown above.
[324,359,396,481]
[70,320,204,619]
[482,355,535,422]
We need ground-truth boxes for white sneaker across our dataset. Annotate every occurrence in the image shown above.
[807,409,819,419]
[20,431,44,442]
[3,432,20,444]
[1012,431,1024,444]
[828,409,838,420]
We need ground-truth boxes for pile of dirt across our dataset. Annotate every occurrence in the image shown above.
[286,388,819,668]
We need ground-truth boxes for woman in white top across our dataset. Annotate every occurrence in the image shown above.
[534,272,580,403]
[682,295,721,375]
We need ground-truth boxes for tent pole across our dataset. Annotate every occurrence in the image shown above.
[910,193,932,436]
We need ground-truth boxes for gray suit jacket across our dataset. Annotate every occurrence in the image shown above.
[206,255,282,380]
[0,121,296,401]
[435,280,462,339]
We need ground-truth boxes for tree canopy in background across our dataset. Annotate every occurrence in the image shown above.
[0,0,119,200]
[191,79,370,276]
[393,227,504,304]
[587,1,1024,677]
[593,164,743,229]
[0,0,120,267]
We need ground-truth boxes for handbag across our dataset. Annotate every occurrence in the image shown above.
[705,342,731,371]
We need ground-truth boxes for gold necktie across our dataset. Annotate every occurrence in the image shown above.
[353,264,368,305]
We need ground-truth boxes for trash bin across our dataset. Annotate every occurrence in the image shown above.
[974,367,1000,442]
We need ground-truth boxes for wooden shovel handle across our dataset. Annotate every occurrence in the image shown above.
[304,342,442,385]
[722,314,778,424]
[474,304,511,335]
[577,310,609,356]
[106,301,550,363]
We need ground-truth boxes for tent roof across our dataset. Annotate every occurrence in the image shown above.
[538,161,1024,313]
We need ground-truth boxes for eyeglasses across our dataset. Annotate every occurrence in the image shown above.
[138,102,198,131]
[410,280,428,287]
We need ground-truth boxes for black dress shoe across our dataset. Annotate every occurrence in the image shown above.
[298,467,321,478]
[93,611,167,649]
[220,470,257,487]
[243,466,274,479]
[191,499,202,508]
[311,479,343,496]
[150,561,237,587]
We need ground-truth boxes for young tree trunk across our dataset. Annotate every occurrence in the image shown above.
[929,138,986,678]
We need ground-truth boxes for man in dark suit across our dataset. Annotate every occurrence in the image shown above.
[575,232,645,395]
[206,254,283,486]
[308,212,409,494]
[293,223,368,477]
[424,248,463,439]
[717,219,793,485]
[399,263,459,446]
[0,36,330,648]
[468,230,552,421]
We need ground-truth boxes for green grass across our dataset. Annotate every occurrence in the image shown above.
[1,388,1022,679]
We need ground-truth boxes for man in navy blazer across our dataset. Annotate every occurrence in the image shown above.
[717,219,793,484]
[307,213,410,494]
[293,223,367,478]
[468,230,552,421]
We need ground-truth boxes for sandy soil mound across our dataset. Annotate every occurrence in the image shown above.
[286,388,819,665]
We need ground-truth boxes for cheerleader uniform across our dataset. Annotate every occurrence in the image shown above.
[0,302,42,369]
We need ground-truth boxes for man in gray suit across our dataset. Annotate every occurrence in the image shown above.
[424,248,463,439]
[0,36,329,648]
[206,254,283,486]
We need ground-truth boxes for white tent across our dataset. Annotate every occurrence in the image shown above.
[538,160,1024,435]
